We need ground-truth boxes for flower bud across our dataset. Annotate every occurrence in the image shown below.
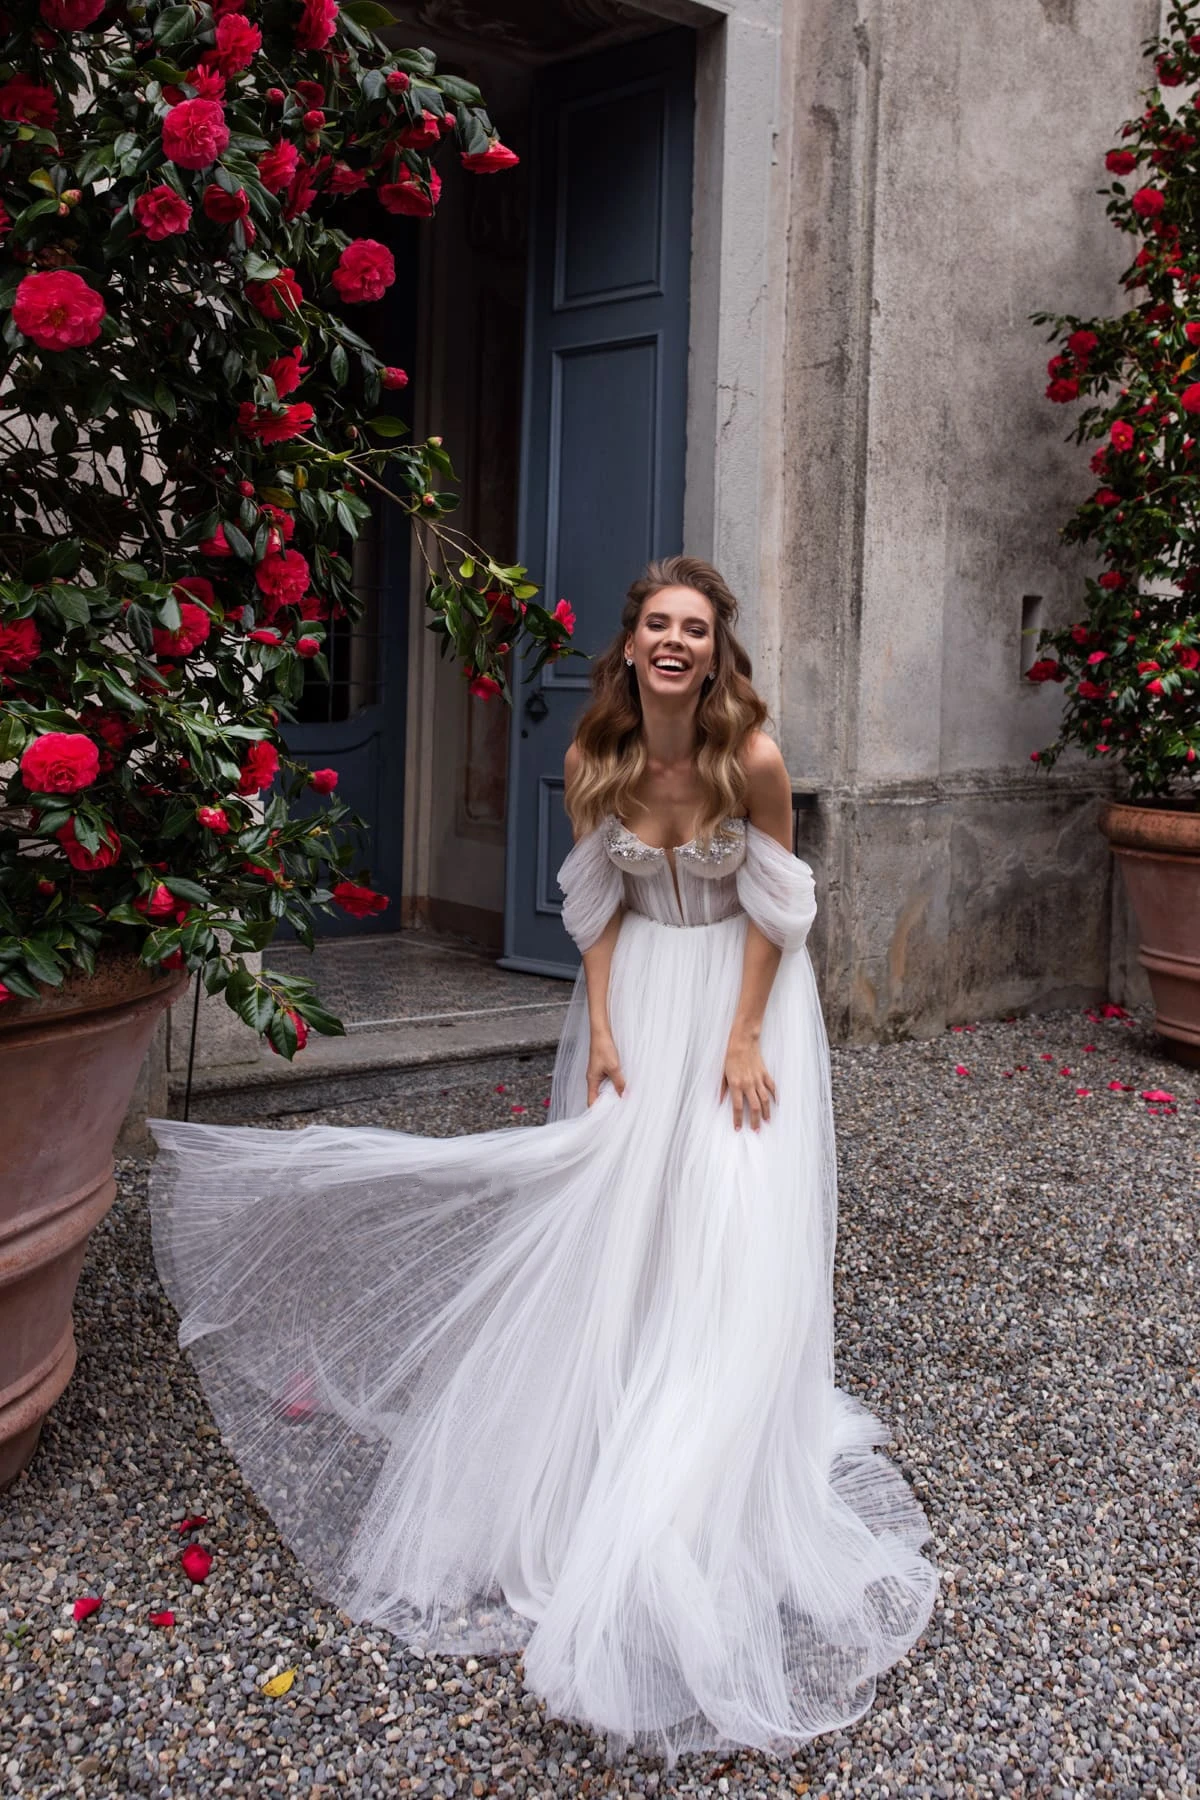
[266,86,285,106]
[302,109,325,132]
[385,69,410,92]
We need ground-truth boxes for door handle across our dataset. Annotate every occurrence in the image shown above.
[524,691,549,723]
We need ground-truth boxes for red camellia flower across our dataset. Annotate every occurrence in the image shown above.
[153,601,212,658]
[245,266,303,320]
[467,671,500,699]
[282,159,320,221]
[1178,646,1200,670]
[40,0,106,26]
[238,740,280,794]
[264,347,308,396]
[1094,488,1121,507]
[162,97,230,169]
[1110,419,1135,452]
[1066,328,1098,359]
[553,597,576,635]
[55,817,121,870]
[136,882,178,920]
[206,11,261,73]
[309,767,338,793]
[20,732,100,794]
[296,635,320,657]
[180,1543,213,1584]
[0,982,11,1004]
[257,139,300,192]
[1076,679,1107,700]
[1180,382,1200,414]
[1025,658,1064,684]
[197,805,230,832]
[378,168,441,217]
[1130,186,1166,221]
[1145,678,1164,695]
[1046,377,1079,403]
[133,184,193,241]
[238,400,316,443]
[327,161,367,195]
[332,238,395,303]
[13,271,106,351]
[381,365,409,389]
[202,182,250,223]
[198,522,233,557]
[256,548,309,609]
[0,75,58,127]
[1097,571,1125,590]
[295,0,338,49]
[461,141,520,174]
[186,64,227,101]
[333,879,389,917]
[1105,148,1137,176]
[0,617,41,676]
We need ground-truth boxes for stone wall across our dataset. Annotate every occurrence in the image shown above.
[778,0,1159,1037]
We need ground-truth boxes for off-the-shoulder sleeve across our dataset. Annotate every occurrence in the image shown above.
[735,823,817,952]
[557,826,624,953]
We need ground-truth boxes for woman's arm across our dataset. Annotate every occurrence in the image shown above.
[722,733,793,1131]
[564,742,627,1105]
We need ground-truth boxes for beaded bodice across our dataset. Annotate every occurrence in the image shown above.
[602,814,748,929]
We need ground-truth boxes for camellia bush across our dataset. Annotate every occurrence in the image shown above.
[1028,0,1200,807]
[0,0,577,1053]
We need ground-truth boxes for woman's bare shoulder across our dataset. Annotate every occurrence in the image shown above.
[740,731,792,846]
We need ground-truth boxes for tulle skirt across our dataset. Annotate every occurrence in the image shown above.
[149,909,937,1765]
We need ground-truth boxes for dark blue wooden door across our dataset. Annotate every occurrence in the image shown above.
[502,27,695,974]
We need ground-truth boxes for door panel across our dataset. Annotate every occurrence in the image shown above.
[503,28,695,974]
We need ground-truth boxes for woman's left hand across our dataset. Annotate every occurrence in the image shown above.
[720,1032,777,1131]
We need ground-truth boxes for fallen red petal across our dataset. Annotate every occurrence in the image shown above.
[1140,1088,1176,1103]
[180,1543,213,1584]
[1100,1002,1130,1018]
[280,1371,316,1420]
[511,1103,527,1113]
[1082,1044,1098,1052]
[1075,1087,1092,1097]
[72,1596,103,1622]
[1108,1080,1133,1091]
[1058,1066,1072,1076]
[954,1064,970,1077]
[149,1610,176,1628]
[1040,1053,1054,1062]
[175,1515,209,1536]
[494,1083,505,1093]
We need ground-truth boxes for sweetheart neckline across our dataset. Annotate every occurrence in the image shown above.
[609,814,748,856]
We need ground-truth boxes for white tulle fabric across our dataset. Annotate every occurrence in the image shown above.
[148,816,937,1766]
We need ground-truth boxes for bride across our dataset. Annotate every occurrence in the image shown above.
[149,554,937,1766]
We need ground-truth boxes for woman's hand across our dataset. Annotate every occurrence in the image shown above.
[721,1031,777,1131]
[586,1029,627,1107]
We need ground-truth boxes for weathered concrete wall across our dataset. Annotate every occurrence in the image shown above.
[779,0,1160,1037]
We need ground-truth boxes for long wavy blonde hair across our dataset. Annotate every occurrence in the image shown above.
[564,555,768,845]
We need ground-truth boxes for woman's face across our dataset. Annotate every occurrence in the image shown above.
[625,586,716,704]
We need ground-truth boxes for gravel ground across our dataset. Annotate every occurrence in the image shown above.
[2,1003,1198,1800]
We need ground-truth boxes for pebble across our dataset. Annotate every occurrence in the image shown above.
[0,1005,1197,1797]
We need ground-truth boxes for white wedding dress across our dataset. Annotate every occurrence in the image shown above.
[149,815,937,1765]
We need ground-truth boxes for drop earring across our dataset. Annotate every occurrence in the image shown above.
[625,656,634,667]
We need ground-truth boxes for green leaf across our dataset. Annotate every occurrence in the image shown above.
[330,343,348,386]
[164,876,211,905]
[342,0,397,24]
[365,415,408,438]
[50,586,91,626]
[223,521,255,562]
[20,939,64,986]
[153,5,195,46]
[0,713,29,761]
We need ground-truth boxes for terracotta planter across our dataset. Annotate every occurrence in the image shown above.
[1100,801,1200,1068]
[0,956,187,1489]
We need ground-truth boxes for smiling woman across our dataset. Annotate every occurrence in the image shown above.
[148,553,938,1765]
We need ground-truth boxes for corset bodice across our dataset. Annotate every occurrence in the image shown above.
[602,814,748,929]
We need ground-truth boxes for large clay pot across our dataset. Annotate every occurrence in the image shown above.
[1099,801,1200,1068]
[0,955,187,1488]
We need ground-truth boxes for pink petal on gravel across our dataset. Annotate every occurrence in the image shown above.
[1141,1088,1176,1103]
[72,1597,102,1622]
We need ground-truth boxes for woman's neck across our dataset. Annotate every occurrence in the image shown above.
[638,694,699,772]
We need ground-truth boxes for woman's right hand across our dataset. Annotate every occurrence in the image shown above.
[586,1030,627,1106]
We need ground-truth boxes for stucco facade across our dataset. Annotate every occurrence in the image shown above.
[382,0,1161,1035]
